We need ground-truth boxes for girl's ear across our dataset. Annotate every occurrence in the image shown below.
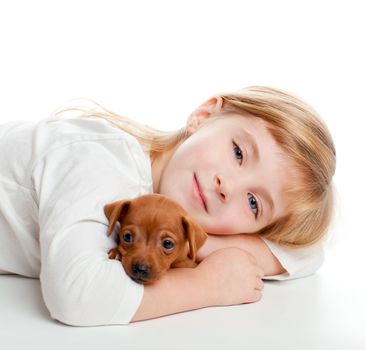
[187,96,223,134]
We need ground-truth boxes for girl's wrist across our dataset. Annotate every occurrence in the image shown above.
[193,260,220,307]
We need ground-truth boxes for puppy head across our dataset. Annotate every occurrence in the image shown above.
[104,194,207,284]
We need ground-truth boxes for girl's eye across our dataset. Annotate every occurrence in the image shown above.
[232,141,244,165]
[232,141,259,219]
[248,194,259,218]
[123,231,133,243]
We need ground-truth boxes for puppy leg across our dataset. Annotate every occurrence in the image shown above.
[108,247,121,260]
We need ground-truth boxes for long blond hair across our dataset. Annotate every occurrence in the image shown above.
[53,86,336,248]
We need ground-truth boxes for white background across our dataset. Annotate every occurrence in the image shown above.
[1,0,363,252]
[0,0,364,347]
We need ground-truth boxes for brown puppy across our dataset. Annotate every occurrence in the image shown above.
[104,194,208,284]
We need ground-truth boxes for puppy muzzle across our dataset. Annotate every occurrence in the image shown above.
[131,263,152,284]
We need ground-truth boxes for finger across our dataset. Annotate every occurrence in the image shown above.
[255,279,265,291]
[256,267,264,279]
[249,289,262,303]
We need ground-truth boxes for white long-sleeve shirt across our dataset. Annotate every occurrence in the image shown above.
[0,116,324,325]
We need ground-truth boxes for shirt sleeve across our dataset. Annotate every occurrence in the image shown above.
[260,237,325,280]
[32,139,151,326]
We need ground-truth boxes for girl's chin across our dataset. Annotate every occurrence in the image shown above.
[205,231,237,236]
[200,223,236,235]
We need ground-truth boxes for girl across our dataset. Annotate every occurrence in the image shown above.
[0,86,336,325]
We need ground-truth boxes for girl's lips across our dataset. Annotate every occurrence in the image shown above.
[193,173,208,212]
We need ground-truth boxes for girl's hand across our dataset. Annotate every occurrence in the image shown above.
[196,233,286,277]
[132,246,264,322]
[196,247,264,306]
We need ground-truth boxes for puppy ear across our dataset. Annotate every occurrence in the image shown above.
[181,216,208,261]
[104,200,131,236]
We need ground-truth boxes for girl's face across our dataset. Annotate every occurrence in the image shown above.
[155,113,295,235]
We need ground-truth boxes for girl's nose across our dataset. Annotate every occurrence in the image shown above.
[214,174,232,203]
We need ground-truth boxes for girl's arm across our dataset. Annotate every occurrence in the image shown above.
[196,234,287,277]
[132,247,264,322]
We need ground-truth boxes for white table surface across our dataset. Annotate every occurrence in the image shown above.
[1,241,364,350]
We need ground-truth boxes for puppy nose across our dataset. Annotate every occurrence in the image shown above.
[132,263,151,279]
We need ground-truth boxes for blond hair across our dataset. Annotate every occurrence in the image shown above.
[54,86,336,248]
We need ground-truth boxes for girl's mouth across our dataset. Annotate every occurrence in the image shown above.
[193,173,208,212]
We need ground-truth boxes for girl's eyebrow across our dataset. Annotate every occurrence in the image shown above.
[240,130,274,219]
[255,187,275,219]
[242,130,260,162]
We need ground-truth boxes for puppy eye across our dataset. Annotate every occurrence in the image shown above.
[162,239,175,250]
[123,231,133,243]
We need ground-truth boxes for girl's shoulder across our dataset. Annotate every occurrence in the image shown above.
[262,237,324,281]
[42,116,137,144]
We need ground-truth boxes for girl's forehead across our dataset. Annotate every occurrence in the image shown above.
[212,112,266,126]
[209,113,272,136]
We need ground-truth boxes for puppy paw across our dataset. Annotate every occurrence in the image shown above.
[108,248,121,260]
